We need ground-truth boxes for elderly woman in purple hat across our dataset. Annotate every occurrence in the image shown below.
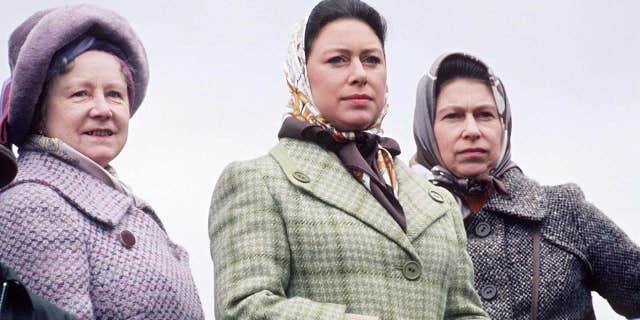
[0,5,204,319]
[412,52,640,319]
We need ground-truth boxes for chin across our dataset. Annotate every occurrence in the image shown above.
[81,150,117,168]
[454,166,491,179]
[334,117,377,131]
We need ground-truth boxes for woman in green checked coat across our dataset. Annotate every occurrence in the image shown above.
[208,1,489,319]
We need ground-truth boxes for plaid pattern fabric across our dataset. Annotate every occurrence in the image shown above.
[209,138,488,319]
[0,151,204,319]
[465,168,640,319]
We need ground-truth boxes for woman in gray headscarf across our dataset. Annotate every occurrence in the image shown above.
[412,52,640,319]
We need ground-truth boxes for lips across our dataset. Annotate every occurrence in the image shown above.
[85,129,114,137]
[343,93,372,100]
[458,148,487,157]
[342,93,372,106]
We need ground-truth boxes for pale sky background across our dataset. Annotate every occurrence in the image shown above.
[2,1,639,319]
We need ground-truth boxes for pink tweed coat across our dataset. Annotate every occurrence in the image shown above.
[0,150,204,319]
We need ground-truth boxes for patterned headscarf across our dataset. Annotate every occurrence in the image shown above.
[283,19,399,198]
[413,52,518,197]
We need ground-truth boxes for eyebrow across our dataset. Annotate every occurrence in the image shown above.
[59,80,92,91]
[59,79,127,91]
[321,47,384,55]
[436,104,497,112]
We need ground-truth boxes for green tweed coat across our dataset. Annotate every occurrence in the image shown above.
[209,138,488,320]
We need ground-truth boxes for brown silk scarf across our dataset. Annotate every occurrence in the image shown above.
[279,117,406,232]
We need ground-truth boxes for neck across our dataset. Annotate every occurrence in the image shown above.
[464,189,494,213]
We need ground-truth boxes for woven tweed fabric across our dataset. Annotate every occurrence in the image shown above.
[0,151,204,319]
[209,138,489,320]
[464,168,640,319]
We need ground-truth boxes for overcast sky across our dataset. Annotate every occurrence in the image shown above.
[2,1,639,319]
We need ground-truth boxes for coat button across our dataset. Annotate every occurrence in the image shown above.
[479,284,497,300]
[402,261,421,280]
[118,230,136,249]
[428,190,444,203]
[475,222,491,238]
[292,171,310,183]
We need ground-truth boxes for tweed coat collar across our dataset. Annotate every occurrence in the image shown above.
[270,138,451,258]
[13,150,133,227]
[482,168,546,222]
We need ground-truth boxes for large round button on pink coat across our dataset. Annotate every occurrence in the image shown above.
[118,230,136,249]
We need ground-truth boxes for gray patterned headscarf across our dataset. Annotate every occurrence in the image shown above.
[413,52,518,196]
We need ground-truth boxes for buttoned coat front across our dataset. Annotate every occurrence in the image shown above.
[0,150,204,319]
[209,138,488,320]
[463,168,640,319]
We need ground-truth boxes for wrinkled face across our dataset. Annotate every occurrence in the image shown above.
[306,18,387,131]
[43,50,130,168]
[433,78,502,178]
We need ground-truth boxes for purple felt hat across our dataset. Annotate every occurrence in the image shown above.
[1,4,149,146]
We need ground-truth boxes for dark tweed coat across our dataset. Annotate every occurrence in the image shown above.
[465,168,639,319]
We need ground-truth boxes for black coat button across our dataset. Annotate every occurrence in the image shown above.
[402,261,421,280]
[475,222,491,238]
[479,284,497,300]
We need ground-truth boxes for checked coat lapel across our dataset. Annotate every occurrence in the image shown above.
[394,163,450,243]
[270,138,450,258]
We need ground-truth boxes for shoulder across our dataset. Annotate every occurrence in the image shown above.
[542,182,616,236]
[526,176,611,256]
[215,153,282,189]
[542,182,586,207]
[217,138,321,182]
[399,160,458,208]
[211,153,282,211]
[0,181,84,237]
[501,169,587,220]
[502,168,586,207]
[501,168,546,197]
[504,168,597,219]
[1,181,73,218]
[408,162,434,180]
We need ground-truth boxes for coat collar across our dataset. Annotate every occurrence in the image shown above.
[395,162,451,242]
[14,151,132,227]
[483,168,546,221]
[270,138,450,256]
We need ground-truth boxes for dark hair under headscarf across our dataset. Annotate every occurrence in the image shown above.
[304,0,386,57]
[413,52,519,197]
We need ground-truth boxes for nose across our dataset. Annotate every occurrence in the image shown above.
[89,95,113,119]
[462,115,480,140]
[348,60,367,86]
